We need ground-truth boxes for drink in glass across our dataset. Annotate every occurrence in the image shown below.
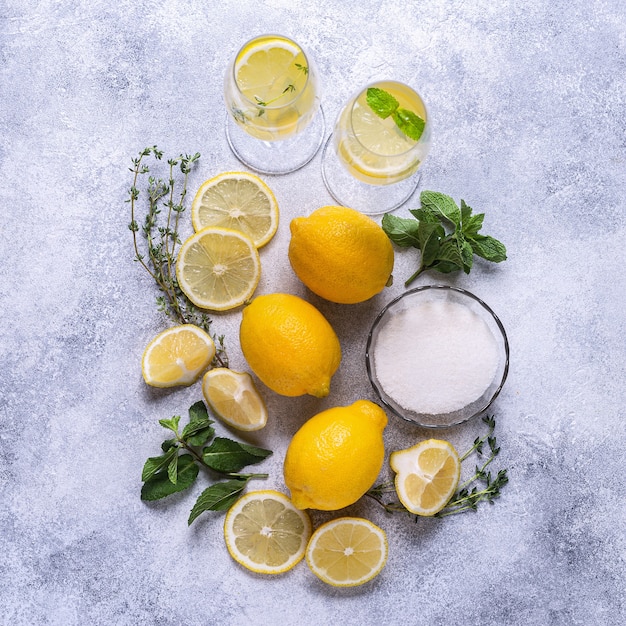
[224,34,324,174]
[322,80,431,214]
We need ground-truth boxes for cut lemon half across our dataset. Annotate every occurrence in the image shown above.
[390,439,461,516]
[305,517,388,587]
[176,227,261,311]
[191,172,279,248]
[224,490,312,574]
[141,324,215,388]
[202,368,268,431]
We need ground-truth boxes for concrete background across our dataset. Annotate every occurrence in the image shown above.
[1,1,625,624]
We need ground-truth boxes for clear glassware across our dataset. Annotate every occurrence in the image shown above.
[223,34,325,175]
[322,80,432,214]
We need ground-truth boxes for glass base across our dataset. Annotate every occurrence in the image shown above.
[225,107,326,175]
[321,134,422,215]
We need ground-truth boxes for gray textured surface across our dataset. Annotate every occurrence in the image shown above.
[1,1,625,625]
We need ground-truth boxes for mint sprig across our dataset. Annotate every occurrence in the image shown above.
[140,400,272,525]
[366,87,425,142]
[382,191,507,285]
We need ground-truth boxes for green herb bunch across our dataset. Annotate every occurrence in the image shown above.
[141,401,272,525]
[126,146,227,365]
[367,415,509,518]
[382,190,507,286]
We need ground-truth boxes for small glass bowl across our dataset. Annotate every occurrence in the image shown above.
[365,285,510,428]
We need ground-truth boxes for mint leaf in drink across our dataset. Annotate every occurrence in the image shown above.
[188,479,249,524]
[202,437,272,473]
[141,455,199,501]
[382,190,506,285]
[392,108,425,141]
[366,87,399,118]
[366,87,426,141]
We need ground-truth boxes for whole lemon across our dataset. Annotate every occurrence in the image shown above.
[283,400,388,510]
[239,293,341,398]
[288,206,394,304]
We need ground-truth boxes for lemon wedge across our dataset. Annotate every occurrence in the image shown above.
[202,368,268,431]
[176,226,261,311]
[141,324,215,388]
[390,439,461,516]
[191,172,279,248]
[305,517,388,587]
[224,490,312,574]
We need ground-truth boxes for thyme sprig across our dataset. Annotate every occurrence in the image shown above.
[366,415,509,518]
[254,63,308,110]
[126,146,227,366]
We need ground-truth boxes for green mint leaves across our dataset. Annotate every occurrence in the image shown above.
[382,191,507,285]
[366,87,425,142]
[140,400,272,525]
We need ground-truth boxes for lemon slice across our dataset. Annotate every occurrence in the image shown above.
[224,490,312,574]
[390,439,461,516]
[141,324,215,388]
[305,517,388,587]
[176,227,261,311]
[235,36,303,105]
[351,99,413,156]
[202,368,268,431]
[191,172,279,248]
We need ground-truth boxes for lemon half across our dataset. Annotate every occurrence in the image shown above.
[390,439,461,516]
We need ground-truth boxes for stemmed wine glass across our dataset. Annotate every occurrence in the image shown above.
[322,79,431,214]
[224,34,325,175]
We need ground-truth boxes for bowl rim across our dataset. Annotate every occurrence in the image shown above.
[365,284,510,428]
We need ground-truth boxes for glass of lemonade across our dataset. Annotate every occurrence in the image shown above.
[322,80,431,214]
[224,34,325,175]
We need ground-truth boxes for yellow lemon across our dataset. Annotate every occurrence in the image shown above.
[224,490,312,574]
[390,439,461,516]
[305,517,388,587]
[283,400,387,510]
[191,172,279,248]
[239,293,341,398]
[288,205,394,304]
[141,324,215,388]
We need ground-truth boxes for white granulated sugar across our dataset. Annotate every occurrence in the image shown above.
[374,300,500,415]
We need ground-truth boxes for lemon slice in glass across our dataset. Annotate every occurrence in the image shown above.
[176,227,261,311]
[390,439,461,516]
[202,368,268,431]
[224,490,312,574]
[235,36,303,104]
[191,172,279,248]
[141,324,215,388]
[305,517,388,587]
